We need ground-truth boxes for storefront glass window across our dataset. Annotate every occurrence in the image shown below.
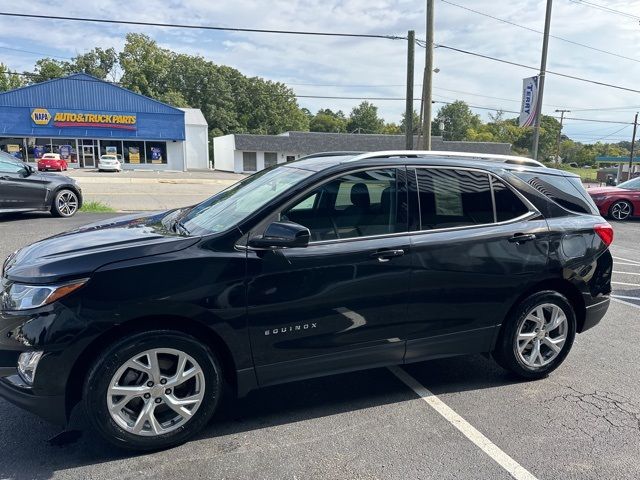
[0,137,27,161]
[145,141,167,164]
[123,141,146,164]
[100,140,124,162]
[50,138,78,163]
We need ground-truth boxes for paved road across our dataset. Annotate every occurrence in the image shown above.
[0,214,639,480]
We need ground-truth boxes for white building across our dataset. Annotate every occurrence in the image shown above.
[213,131,512,173]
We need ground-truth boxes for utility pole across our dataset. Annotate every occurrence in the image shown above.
[532,0,553,161]
[405,30,415,150]
[421,0,435,150]
[554,109,570,166]
[628,112,638,181]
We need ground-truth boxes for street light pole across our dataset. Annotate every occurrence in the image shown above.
[554,109,569,166]
[532,0,553,160]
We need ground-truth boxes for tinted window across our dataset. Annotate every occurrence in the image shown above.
[492,177,530,221]
[523,174,595,214]
[617,177,640,190]
[416,168,493,230]
[0,158,26,174]
[284,169,405,241]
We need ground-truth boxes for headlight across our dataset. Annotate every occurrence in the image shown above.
[17,351,44,385]
[0,278,88,311]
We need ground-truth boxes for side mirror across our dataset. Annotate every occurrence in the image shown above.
[23,165,35,177]
[248,221,310,249]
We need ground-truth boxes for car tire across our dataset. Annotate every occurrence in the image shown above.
[493,291,576,380]
[51,188,80,217]
[82,330,223,451]
[609,200,632,221]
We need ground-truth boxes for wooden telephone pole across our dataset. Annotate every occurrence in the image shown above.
[628,112,638,181]
[421,0,435,150]
[405,30,415,150]
[554,109,570,165]
[532,0,553,160]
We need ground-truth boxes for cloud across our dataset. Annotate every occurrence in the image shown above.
[1,0,639,142]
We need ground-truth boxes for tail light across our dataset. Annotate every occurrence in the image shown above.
[594,223,614,247]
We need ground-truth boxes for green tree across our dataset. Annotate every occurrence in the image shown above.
[347,101,385,133]
[0,63,25,92]
[400,109,421,134]
[32,58,69,82]
[382,122,401,134]
[310,109,347,132]
[432,101,481,141]
[71,47,118,80]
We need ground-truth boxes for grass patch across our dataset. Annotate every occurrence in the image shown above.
[80,201,115,213]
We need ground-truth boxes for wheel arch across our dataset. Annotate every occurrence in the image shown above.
[492,278,586,350]
[65,315,238,423]
[50,184,83,209]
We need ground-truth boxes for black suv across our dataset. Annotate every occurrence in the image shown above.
[0,151,613,450]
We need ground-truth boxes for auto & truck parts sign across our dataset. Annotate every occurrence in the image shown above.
[30,108,137,130]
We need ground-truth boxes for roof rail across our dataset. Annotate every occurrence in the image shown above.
[344,150,545,168]
[299,151,365,160]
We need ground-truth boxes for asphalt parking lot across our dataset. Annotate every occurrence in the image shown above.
[0,214,639,480]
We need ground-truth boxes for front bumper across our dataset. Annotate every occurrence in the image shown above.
[0,374,67,425]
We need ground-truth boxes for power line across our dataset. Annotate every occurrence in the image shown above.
[568,0,640,21]
[433,44,640,94]
[0,11,406,41]
[2,71,632,125]
[440,0,640,63]
[0,46,72,60]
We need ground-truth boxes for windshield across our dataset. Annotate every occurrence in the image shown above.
[617,177,640,190]
[181,166,313,235]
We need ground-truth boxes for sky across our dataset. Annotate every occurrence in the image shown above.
[1,0,639,143]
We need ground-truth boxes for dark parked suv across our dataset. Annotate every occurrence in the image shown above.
[0,151,613,450]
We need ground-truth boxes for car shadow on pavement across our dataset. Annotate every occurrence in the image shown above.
[0,354,524,480]
[0,212,54,222]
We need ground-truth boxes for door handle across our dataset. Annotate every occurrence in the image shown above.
[508,233,537,244]
[0,176,9,180]
[371,249,405,262]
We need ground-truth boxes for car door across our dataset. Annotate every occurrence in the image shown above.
[404,167,550,363]
[246,167,412,386]
[0,158,47,210]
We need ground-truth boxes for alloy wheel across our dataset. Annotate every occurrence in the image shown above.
[611,201,631,221]
[515,303,568,368]
[107,348,206,437]
[56,191,78,216]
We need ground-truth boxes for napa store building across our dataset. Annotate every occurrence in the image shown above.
[0,73,209,170]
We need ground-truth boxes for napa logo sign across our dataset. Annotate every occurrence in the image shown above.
[31,108,52,125]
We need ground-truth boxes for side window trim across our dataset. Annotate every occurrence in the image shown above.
[409,165,539,234]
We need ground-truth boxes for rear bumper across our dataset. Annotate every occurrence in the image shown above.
[580,296,610,333]
[0,374,67,425]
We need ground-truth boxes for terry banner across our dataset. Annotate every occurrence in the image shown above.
[519,76,538,127]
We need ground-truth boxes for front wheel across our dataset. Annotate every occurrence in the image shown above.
[609,200,632,221]
[493,291,576,379]
[51,189,79,217]
[83,331,222,451]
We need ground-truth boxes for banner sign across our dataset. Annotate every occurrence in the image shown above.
[59,145,72,160]
[519,76,538,127]
[30,108,137,130]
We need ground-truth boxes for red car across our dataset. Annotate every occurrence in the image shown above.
[588,177,640,221]
[37,153,68,172]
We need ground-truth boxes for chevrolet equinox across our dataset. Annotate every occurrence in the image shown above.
[0,151,613,450]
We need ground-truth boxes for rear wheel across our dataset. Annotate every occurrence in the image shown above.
[51,189,79,217]
[609,200,632,221]
[83,330,222,451]
[493,291,576,379]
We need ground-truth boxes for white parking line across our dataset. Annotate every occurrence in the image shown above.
[613,271,640,275]
[612,297,640,309]
[612,294,640,301]
[612,281,640,287]
[388,366,538,480]
[612,255,640,265]
[614,262,640,267]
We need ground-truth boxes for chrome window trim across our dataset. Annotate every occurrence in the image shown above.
[242,164,541,249]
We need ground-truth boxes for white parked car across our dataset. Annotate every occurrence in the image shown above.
[98,154,121,172]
